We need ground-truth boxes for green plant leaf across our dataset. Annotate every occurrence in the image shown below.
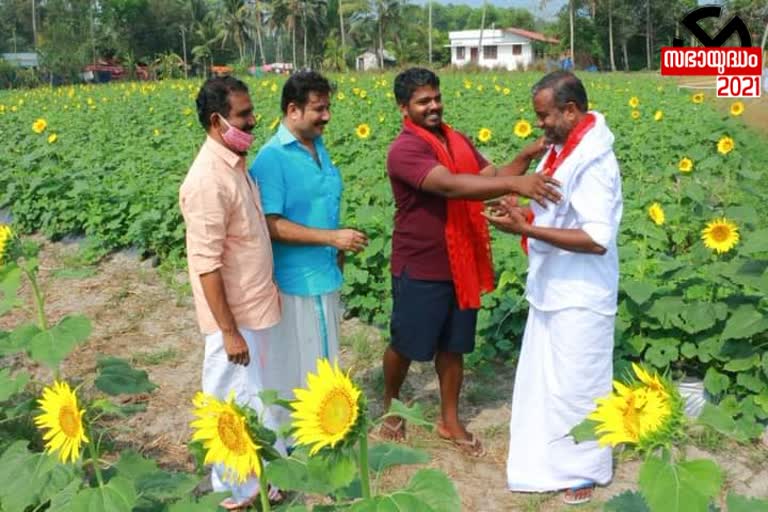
[0,264,22,316]
[167,492,231,512]
[721,305,768,341]
[69,476,137,512]
[135,471,198,500]
[0,441,61,511]
[697,403,749,443]
[27,314,92,368]
[623,280,656,306]
[727,492,768,512]
[349,468,460,512]
[114,450,159,480]
[367,442,430,472]
[94,357,157,395]
[568,418,599,443]
[724,354,760,372]
[604,490,650,512]
[383,399,432,429]
[639,456,723,512]
[703,368,730,396]
[0,368,29,401]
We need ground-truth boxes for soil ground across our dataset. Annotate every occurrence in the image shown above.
[3,240,767,511]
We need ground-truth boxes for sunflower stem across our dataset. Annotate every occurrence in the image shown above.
[22,266,48,331]
[86,426,105,488]
[258,458,271,512]
[359,425,372,499]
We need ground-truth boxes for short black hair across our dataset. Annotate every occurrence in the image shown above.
[531,71,588,112]
[281,70,332,114]
[394,67,440,105]
[196,76,249,130]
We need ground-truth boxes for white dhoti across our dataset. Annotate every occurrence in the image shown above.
[202,327,289,503]
[506,306,614,492]
[261,291,342,433]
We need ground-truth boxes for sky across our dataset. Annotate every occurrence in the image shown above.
[411,0,568,20]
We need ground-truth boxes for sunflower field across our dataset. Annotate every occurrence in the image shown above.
[1,72,767,453]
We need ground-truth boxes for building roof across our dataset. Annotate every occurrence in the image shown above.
[357,49,396,62]
[504,28,559,44]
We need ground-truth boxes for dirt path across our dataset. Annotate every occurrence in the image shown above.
[3,241,767,510]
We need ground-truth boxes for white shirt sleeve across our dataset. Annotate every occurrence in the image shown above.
[569,158,619,248]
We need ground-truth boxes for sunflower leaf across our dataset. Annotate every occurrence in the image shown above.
[367,442,430,472]
[114,450,159,481]
[69,476,137,512]
[568,418,599,443]
[0,442,61,511]
[697,403,749,443]
[27,315,92,369]
[721,305,768,341]
[134,470,198,500]
[604,490,650,512]
[382,399,432,429]
[167,492,231,512]
[94,356,157,396]
[0,368,29,401]
[639,456,722,512]
[727,492,768,512]
[623,280,656,306]
[348,469,460,512]
[0,263,22,316]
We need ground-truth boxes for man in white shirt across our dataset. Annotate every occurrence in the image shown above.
[485,71,623,505]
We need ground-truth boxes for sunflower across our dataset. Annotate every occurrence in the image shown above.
[588,382,671,447]
[477,127,492,143]
[190,392,261,484]
[691,93,704,104]
[513,120,532,139]
[678,157,693,173]
[654,110,663,121]
[0,224,14,264]
[631,363,668,398]
[355,123,371,140]
[34,381,89,463]
[359,90,368,99]
[47,133,58,144]
[647,203,665,226]
[502,87,511,96]
[701,218,739,254]
[628,96,639,108]
[269,116,281,131]
[729,101,744,117]
[292,359,362,455]
[717,135,734,155]
[32,118,47,134]
[631,110,640,120]
[336,91,346,101]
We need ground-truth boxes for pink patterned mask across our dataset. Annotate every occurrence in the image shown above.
[218,115,254,153]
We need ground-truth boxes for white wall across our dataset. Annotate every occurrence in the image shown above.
[450,42,533,70]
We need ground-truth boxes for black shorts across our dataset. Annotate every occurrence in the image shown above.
[390,271,477,362]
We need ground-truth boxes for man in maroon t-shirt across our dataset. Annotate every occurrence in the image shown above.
[380,67,560,456]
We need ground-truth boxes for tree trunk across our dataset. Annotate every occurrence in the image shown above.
[378,15,384,68]
[761,21,767,52]
[428,0,432,65]
[608,0,616,71]
[339,0,346,66]
[303,5,308,67]
[478,1,486,66]
[255,3,266,66]
[645,0,651,70]
[622,39,629,71]
[569,0,574,67]
[292,18,297,69]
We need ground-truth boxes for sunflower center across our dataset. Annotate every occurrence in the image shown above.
[58,405,80,437]
[711,225,731,242]
[217,411,248,455]
[318,389,354,435]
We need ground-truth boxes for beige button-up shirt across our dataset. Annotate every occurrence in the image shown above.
[180,136,280,335]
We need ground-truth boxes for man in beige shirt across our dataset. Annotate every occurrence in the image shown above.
[179,76,284,510]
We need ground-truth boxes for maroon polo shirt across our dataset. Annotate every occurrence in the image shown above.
[386,125,490,281]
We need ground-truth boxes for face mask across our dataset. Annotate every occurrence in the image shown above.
[218,115,254,153]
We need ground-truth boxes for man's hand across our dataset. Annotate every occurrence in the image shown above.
[222,330,250,366]
[483,207,532,236]
[509,174,561,207]
[331,228,368,252]
[521,136,549,161]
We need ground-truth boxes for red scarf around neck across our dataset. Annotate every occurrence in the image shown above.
[404,117,495,309]
[521,113,597,255]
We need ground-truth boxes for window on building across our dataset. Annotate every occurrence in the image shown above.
[512,44,522,56]
[483,45,498,60]
[456,46,465,60]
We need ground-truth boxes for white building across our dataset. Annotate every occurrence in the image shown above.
[447,28,558,70]
[355,49,396,71]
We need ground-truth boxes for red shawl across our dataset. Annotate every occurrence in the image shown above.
[404,117,494,309]
[521,113,597,255]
